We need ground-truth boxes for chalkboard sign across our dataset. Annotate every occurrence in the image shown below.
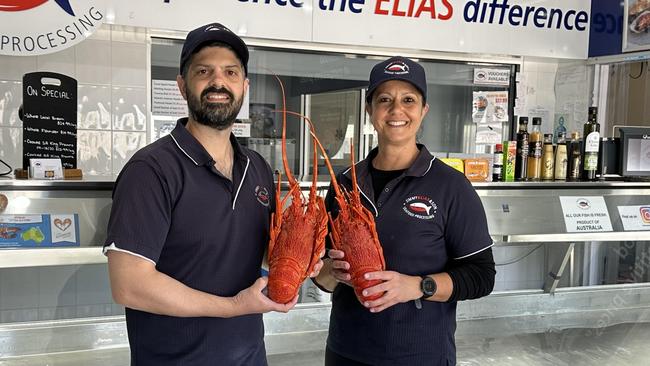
[22,72,77,169]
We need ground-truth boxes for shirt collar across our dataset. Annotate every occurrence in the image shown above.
[169,118,248,166]
[343,144,436,181]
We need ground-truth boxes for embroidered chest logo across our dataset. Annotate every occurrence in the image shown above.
[403,195,437,220]
[255,185,270,207]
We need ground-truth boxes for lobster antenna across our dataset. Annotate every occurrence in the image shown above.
[270,74,296,185]
[282,110,344,199]
[311,133,318,195]
[349,138,358,194]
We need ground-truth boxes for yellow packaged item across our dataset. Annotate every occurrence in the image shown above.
[464,159,490,182]
[440,158,464,173]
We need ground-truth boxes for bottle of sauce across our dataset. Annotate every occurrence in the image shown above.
[526,117,543,180]
[541,133,555,180]
[554,132,568,181]
[493,143,503,182]
[582,107,601,181]
[567,131,582,181]
[515,117,529,181]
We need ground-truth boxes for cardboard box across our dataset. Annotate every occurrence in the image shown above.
[0,214,80,248]
[464,158,490,182]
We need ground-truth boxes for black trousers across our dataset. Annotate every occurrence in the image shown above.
[325,347,372,366]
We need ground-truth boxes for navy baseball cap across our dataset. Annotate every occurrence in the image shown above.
[180,23,249,76]
[366,56,427,103]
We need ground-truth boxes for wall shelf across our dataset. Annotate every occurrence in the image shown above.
[0,247,106,269]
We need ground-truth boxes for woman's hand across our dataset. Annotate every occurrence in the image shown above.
[359,271,422,313]
[309,250,326,277]
[328,249,353,287]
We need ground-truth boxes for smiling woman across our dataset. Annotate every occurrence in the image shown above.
[315,56,495,366]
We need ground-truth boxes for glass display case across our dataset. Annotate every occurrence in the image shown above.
[150,42,516,180]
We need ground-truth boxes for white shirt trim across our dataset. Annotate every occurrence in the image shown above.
[232,156,250,210]
[103,242,157,265]
[170,133,199,166]
[453,242,494,260]
[358,187,379,217]
[422,157,436,176]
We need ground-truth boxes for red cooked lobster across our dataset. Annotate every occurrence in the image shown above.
[320,139,386,302]
[266,75,385,304]
[280,111,386,303]
[266,77,328,304]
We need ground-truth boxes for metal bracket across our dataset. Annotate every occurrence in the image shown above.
[544,242,575,294]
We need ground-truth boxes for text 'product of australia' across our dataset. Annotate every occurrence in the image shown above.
[582,107,600,181]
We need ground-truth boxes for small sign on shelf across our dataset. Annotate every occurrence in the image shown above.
[29,158,63,180]
[559,196,613,233]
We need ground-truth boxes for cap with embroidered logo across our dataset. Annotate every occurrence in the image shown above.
[180,23,249,76]
[366,56,427,103]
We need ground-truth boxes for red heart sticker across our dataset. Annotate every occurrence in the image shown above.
[53,218,72,231]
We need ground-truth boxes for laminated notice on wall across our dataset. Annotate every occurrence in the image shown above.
[0,214,80,248]
[472,91,508,124]
[152,79,250,120]
[618,205,650,231]
[559,196,613,233]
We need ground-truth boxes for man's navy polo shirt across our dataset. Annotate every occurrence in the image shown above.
[104,118,275,365]
[325,145,493,366]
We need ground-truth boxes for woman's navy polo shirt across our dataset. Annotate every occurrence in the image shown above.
[325,145,493,366]
[104,118,275,365]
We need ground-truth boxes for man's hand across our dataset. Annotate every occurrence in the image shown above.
[231,277,298,316]
[359,271,421,313]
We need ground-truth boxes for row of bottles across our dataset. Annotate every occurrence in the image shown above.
[493,107,601,182]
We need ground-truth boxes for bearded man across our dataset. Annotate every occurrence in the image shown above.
[103,23,321,365]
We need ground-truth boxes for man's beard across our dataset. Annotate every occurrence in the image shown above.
[186,85,243,130]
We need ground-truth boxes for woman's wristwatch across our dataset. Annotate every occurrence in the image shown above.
[420,275,437,299]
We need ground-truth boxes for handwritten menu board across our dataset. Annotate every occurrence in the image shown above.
[22,72,77,169]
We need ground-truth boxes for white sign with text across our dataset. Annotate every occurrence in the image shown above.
[617,205,650,231]
[106,0,591,59]
[559,196,613,233]
[232,123,251,138]
[474,68,511,86]
[0,0,106,56]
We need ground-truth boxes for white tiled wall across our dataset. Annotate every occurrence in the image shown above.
[0,25,145,323]
[0,24,149,179]
[0,265,121,324]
